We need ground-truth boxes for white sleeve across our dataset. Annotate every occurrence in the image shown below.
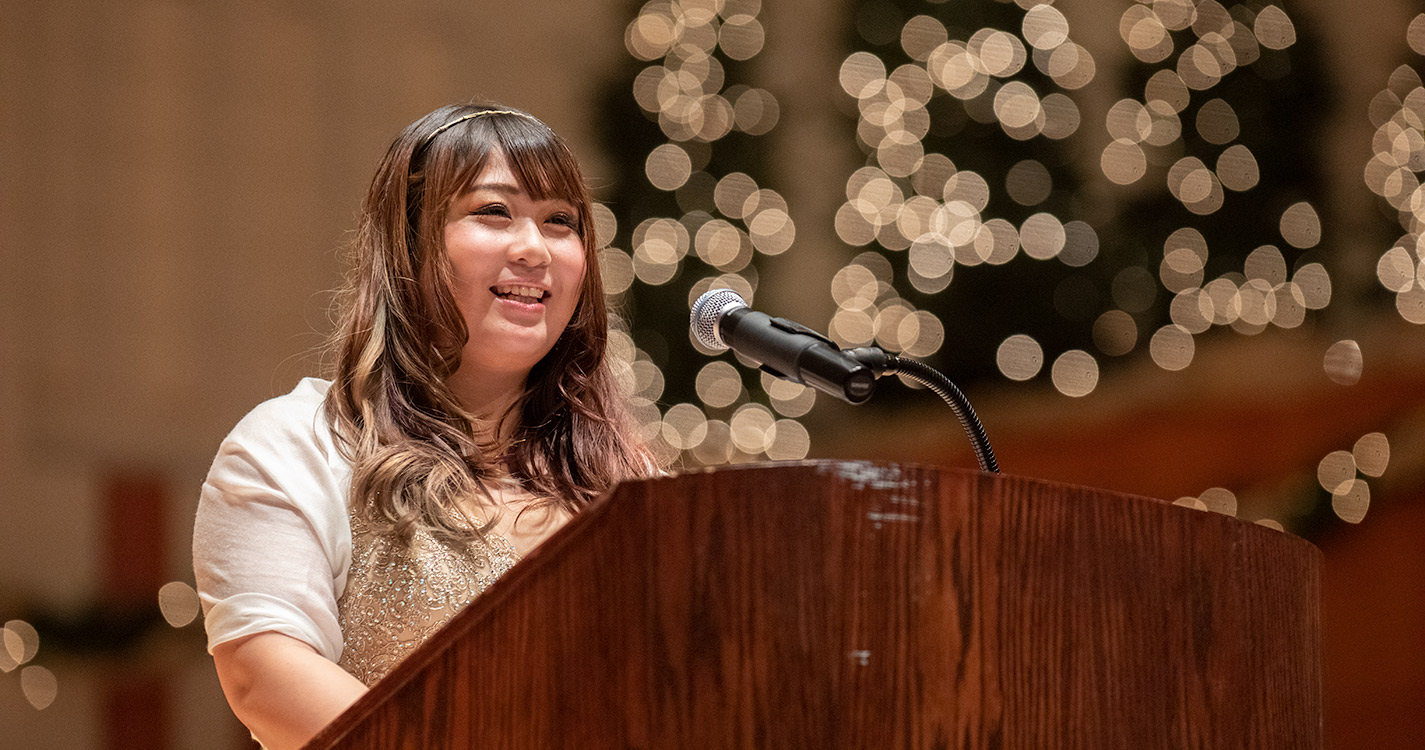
[192,380,352,663]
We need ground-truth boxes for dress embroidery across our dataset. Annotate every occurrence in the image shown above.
[336,507,521,686]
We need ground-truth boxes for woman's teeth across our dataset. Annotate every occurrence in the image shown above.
[493,285,545,303]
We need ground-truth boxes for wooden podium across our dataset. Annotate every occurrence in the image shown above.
[306,462,1322,749]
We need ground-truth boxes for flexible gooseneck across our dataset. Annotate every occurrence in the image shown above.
[846,348,1000,474]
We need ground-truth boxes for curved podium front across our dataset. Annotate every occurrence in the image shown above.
[307,461,1322,749]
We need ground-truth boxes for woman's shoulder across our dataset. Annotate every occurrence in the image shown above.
[202,377,351,534]
[223,378,336,454]
[207,377,351,504]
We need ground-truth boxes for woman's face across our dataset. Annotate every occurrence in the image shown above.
[443,150,587,391]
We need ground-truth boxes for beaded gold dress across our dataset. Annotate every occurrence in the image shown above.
[335,506,521,686]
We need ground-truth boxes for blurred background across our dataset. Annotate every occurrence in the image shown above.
[1,0,1421,746]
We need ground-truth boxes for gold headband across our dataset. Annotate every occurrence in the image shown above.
[422,109,543,146]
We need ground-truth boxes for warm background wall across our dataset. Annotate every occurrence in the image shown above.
[1,0,1421,747]
[0,2,631,745]
[0,0,628,602]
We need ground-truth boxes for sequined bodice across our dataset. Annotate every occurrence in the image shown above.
[336,507,520,686]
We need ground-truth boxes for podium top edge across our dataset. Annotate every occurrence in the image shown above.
[625,459,1321,553]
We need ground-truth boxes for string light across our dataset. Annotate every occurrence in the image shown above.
[1364,26,1425,324]
[619,0,807,467]
[615,0,1394,489]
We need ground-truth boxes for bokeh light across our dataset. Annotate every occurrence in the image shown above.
[1199,487,1239,517]
[661,403,710,451]
[1112,266,1157,312]
[902,15,949,62]
[1196,98,1240,144]
[1051,350,1099,397]
[1023,5,1069,51]
[3,620,39,668]
[729,402,776,454]
[1216,144,1260,191]
[763,372,817,417]
[1254,5,1298,51]
[21,666,57,710]
[1318,450,1357,493]
[1323,339,1363,385]
[1353,432,1391,477]
[766,419,812,460]
[1409,13,1425,55]
[997,334,1044,381]
[646,143,693,191]
[1093,310,1138,356]
[1149,324,1195,370]
[158,581,201,628]
[610,0,1404,484]
[696,361,742,408]
[1173,495,1209,511]
[1059,221,1099,267]
[1280,201,1322,248]
[719,14,766,60]
[592,202,618,248]
[1103,138,1148,184]
[690,420,735,465]
[1006,159,1052,205]
[1332,479,1371,523]
[1020,212,1066,260]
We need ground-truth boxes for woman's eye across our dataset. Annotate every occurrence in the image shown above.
[472,204,510,218]
[548,213,580,231]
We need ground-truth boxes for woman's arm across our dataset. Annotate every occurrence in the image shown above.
[212,632,368,750]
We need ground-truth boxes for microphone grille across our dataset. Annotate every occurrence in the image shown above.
[689,288,747,350]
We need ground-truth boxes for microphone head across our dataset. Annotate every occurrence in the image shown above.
[690,288,747,350]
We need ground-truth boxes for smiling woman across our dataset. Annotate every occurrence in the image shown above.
[191,104,655,749]
[443,150,588,402]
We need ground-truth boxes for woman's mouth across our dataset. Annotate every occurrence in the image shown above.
[492,284,548,305]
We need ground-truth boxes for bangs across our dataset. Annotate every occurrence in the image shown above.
[492,119,588,209]
[426,113,589,223]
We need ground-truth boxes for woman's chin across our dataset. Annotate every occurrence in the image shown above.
[463,339,557,375]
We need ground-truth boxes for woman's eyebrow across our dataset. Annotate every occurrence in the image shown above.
[461,182,574,211]
[466,181,524,196]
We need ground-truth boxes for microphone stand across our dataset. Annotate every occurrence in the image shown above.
[846,347,1000,474]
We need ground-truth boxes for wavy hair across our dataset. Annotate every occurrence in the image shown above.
[325,103,651,544]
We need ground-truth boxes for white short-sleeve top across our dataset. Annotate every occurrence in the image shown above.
[192,378,353,662]
[193,377,526,685]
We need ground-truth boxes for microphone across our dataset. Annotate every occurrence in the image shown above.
[690,289,876,404]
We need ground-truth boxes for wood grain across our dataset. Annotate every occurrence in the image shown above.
[306,462,1322,749]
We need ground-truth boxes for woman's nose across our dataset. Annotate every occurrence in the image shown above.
[509,218,552,266]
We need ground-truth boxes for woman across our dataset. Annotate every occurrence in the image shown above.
[193,103,653,749]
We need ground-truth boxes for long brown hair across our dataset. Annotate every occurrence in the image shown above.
[325,103,651,543]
